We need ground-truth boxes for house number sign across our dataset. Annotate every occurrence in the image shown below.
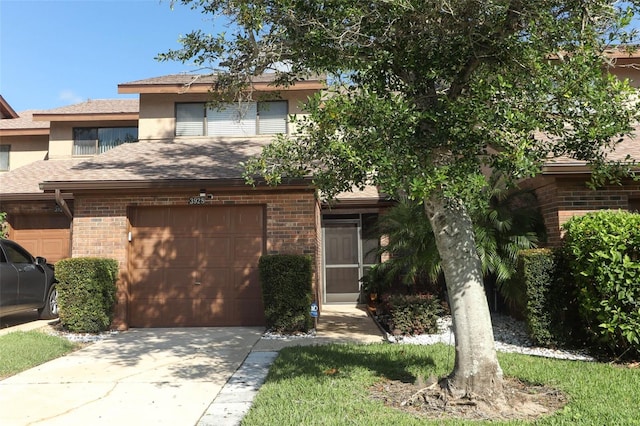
[188,197,206,205]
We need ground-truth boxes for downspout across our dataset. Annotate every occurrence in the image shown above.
[55,189,73,220]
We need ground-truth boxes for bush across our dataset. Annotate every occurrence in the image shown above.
[562,210,640,358]
[515,249,582,347]
[259,254,314,333]
[377,293,443,336]
[55,257,118,333]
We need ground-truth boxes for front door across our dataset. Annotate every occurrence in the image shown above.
[322,214,379,304]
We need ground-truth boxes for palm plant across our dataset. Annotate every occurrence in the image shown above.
[368,176,544,309]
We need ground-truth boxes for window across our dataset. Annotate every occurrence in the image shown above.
[73,127,138,156]
[0,145,9,171]
[175,101,288,137]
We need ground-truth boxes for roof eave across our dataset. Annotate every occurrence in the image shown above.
[0,192,73,202]
[39,177,314,192]
[118,80,326,95]
[0,128,50,136]
[32,113,139,122]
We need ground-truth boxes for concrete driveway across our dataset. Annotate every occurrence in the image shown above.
[0,327,264,426]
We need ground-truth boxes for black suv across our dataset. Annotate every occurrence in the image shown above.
[0,239,58,319]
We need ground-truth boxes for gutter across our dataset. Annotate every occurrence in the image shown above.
[55,189,73,220]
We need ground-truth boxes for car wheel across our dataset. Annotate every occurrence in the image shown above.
[38,284,59,320]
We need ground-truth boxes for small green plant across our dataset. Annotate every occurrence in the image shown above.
[562,210,640,358]
[55,257,118,333]
[0,211,8,238]
[377,293,443,336]
[515,248,583,347]
[259,254,314,333]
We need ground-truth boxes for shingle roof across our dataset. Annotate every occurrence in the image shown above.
[32,99,139,117]
[40,137,272,186]
[0,159,83,194]
[544,127,640,168]
[0,110,49,130]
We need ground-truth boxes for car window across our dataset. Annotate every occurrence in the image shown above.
[0,248,6,263]
[4,243,33,264]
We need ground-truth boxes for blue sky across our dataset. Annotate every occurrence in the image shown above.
[0,0,218,112]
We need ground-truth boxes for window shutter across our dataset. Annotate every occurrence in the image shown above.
[258,101,288,134]
[207,103,257,136]
[176,103,205,136]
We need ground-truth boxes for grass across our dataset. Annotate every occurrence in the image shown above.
[242,343,640,425]
[0,331,78,379]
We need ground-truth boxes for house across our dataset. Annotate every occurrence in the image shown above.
[0,75,390,329]
[1,50,639,328]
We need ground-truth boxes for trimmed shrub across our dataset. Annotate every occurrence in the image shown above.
[55,257,118,333]
[562,210,640,357]
[377,293,443,336]
[515,249,582,347]
[259,254,313,333]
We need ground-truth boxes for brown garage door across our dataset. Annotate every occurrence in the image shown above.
[128,205,266,327]
[9,214,71,263]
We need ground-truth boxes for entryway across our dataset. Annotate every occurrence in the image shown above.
[322,214,378,304]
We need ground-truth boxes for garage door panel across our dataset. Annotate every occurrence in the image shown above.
[165,237,199,267]
[201,208,232,232]
[198,268,233,296]
[130,298,200,327]
[235,267,262,299]
[200,237,232,266]
[234,236,264,261]
[10,215,71,263]
[129,205,266,327]
[167,208,201,231]
[233,206,264,232]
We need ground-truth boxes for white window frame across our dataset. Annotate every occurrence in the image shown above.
[175,101,288,137]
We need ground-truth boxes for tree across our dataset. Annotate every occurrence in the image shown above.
[161,0,639,404]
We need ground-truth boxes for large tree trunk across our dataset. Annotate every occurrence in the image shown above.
[424,192,503,399]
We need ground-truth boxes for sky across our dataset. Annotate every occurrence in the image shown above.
[0,0,220,112]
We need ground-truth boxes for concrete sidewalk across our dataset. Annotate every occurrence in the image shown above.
[200,304,385,425]
[0,305,384,426]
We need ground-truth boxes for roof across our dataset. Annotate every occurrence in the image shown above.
[37,137,279,191]
[0,95,18,119]
[0,110,50,134]
[118,73,326,94]
[32,99,139,122]
[0,159,83,196]
[542,126,640,173]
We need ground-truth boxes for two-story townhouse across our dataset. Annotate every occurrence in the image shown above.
[1,74,391,329]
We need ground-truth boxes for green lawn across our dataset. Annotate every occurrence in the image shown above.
[242,343,640,425]
[0,331,78,379]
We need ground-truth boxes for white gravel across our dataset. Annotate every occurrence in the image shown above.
[387,314,595,361]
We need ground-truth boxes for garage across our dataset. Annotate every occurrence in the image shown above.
[128,205,266,327]
[8,213,71,263]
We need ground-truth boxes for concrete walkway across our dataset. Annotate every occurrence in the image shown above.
[0,305,384,426]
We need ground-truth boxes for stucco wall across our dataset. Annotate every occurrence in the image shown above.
[138,90,316,140]
[0,135,49,171]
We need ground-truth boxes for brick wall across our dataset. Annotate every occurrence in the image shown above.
[533,176,640,246]
[71,188,318,329]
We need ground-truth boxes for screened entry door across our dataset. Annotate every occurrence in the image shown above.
[324,222,360,303]
[323,215,378,304]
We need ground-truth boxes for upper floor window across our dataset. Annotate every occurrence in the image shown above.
[176,101,288,137]
[0,145,9,171]
[73,127,138,156]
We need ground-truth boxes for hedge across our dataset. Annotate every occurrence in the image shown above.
[562,210,640,358]
[259,254,314,333]
[55,257,118,333]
